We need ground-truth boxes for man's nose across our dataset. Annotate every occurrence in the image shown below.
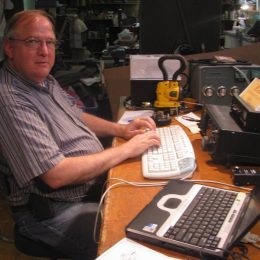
[38,41,50,54]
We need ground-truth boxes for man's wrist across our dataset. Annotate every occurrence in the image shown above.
[114,123,125,138]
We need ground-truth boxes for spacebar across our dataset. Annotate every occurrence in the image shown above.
[148,168,179,173]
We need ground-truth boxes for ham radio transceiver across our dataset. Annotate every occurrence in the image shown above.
[199,104,260,166]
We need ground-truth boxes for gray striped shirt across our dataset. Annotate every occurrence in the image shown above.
[0,62,104,206]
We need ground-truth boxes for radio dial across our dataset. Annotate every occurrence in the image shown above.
[203,86,214,97]
[217,86,227,97]
[230,86,240,96]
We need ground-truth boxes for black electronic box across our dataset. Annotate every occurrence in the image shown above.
[230,94,260,132]
[199,104,260,166]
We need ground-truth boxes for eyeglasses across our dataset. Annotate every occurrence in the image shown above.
[9,37,59,49]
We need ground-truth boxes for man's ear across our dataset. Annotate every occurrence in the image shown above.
[3,40,14,59]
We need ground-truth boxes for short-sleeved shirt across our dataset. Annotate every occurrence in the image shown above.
[0,62,104,206]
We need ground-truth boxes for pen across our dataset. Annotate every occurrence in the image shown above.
[181,116,200,122]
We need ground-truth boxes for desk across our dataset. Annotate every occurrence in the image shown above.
[97,104,260,259]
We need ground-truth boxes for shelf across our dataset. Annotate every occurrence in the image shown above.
[62,1,139,53]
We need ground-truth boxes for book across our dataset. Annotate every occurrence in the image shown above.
[239,78,260,111]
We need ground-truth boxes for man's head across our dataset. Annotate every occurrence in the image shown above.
[3,10,57,83]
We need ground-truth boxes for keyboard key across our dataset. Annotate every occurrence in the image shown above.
[163,186,239,250]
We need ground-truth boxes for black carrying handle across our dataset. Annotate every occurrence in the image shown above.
[158,54,187,81]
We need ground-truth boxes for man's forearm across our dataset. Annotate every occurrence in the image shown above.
[40,121,160,190]
[80,112,123,137]
[40,145,129,189]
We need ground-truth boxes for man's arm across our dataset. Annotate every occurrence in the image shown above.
[80,112,156,140]
[40,130,160,189]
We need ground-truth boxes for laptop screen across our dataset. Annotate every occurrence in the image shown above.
[230,186,260,246]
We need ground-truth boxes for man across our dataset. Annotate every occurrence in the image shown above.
[0,10,160,259]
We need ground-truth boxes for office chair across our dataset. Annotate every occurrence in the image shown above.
[14,224,69,259]
[0,170,68,259]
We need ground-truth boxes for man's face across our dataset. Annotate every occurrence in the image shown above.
[4,15,56,83]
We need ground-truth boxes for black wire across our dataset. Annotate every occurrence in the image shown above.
[234,242,250,260]
[198,244,250,260]
[179,72,190,97]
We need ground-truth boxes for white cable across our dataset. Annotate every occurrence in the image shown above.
[93,179,167,243]
[109,177,167,187]
[111,178,252,192]
[93,182,125,243]
[232,66,251,85]
[185,179,253,192]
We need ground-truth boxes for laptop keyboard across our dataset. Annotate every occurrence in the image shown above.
[163,186,237,250]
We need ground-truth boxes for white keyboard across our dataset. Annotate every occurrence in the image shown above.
[142,125,197,179]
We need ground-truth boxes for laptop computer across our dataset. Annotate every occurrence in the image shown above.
[126,180,260,259]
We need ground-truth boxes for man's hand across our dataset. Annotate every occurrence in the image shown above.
[120,117,157,140]
[121,129,160,158]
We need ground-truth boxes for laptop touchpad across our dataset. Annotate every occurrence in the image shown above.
[164,198,181,209]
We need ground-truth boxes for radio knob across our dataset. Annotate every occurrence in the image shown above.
[232,166,240,173]
[203,86,214,97]
[230,86,240,96]
[217,86,227,97]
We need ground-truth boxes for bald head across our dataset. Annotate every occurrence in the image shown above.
[4,10,55,41]
[3,10,57,83]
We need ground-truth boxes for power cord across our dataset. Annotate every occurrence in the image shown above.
[232,66,251,85]
[199,244,250,260]
[93,179,167,243]
[186,179,252,192]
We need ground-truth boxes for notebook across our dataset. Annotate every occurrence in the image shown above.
[126,180,260,259]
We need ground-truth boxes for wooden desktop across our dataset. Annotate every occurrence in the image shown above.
[97,106,259,259]
[98,45,260,258]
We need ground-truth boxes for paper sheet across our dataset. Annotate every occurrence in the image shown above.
[175,112,201,134]
[118,110,154,124]
[239,78,260,111]
[96,238,179,260]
